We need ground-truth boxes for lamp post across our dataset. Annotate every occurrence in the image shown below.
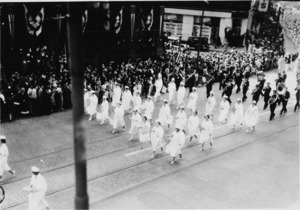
[66,3,89,209]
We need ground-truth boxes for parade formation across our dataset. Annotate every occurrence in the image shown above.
[0,1,300,209]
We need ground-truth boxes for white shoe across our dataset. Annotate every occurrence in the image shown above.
[170,161,175,165]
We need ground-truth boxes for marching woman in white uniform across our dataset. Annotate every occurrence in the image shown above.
[245,100,259,133]
[0,135,15,182]
[154,73,163,102]
[132,91,142,112]
[23,166,49,210]
[175,106,187,132]
[141,96,154,121]
[205,92,216,117]
[277,55,285,74]
[158,99,173,130]
[150,120,165,158]
[188,109,201,143]
[139,116,151,149]
[111,82,122,108]
[176,82,185,109]
[199,115,214,151]
[168,78,176,105]
[218,95,230,125]
[111,101,126,133]
[128,109,142,141]
[166,126,185,164]
[87,91,98,121]
[186,87,198,112]
[122,86,133,113]
[84,89,91,114]
[97,95,111,125]
[230,98,244,130]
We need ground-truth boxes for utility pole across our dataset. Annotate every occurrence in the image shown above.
[66,3,89,209]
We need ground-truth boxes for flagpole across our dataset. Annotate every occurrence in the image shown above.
[66,3,89,210]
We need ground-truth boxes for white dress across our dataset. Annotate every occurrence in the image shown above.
[154,78,163,100]
[112,86,122,107]
[87,94,98,116]
[122,90,132,111]
[188,115,201,138]
[205,96,216,115]
[141,100,154,120]
[168,82,176,103]
[186,91,198,110]
[166,130,185,157]
[27,174,49,210]
[230,103,244,127]
[150,125,164,152]
[218,100,230,123]
[112,106,125,129]
[158,104,173,126]
[139,121,151,142]
[84,92,91,114]
[199,119,213,144]
[277,57,285,74]
[175,110,187,130]
[177,86,185,106]
[0,144,11,176]
[129,113,142,136]
[96,100,110,122]
[245,105,259,127]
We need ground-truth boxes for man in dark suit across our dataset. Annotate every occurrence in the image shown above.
[252,84,263,104]
[242,77,249,102]
[263,82,272,110]
[294,85,300,112]
[280,87,290,115]
[269,90,280,121]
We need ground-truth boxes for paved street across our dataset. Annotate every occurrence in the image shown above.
[0,32,299,209]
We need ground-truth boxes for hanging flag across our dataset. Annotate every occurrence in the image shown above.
[130,5,136,41]
[113,7,123,34]
[82,9,88,33]
[139,6,154,31]
[24,4,45,36]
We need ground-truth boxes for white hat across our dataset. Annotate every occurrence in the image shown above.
[0,135,6,140]
[163,99,168,103]
[223,95,228,99]
[180,82,184,85]
[31,166,40,173]
[237,98,242,102]
[148,95,152,99]
[90,90,96,94]
[125,86,129,89]
[103,95,107,99]
[252,100,257,104]
[180,105,184,109]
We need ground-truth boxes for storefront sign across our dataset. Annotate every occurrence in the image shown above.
[163,22,182,37]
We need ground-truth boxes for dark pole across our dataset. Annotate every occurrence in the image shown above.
[66,3,89,210]
[197,8,205,68]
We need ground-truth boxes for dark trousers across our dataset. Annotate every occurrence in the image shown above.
[206,86,212,98]
[263,97,270,110]
[242,89,248,102]
[236,83,241,93]
[270,104,277,120]
[294,98,300,111]
[280,99,288,114]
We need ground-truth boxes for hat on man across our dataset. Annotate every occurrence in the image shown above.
[103,95,107,99]
[223,95,228,99]
[163,99,168,103]
[0,135,6,140]
[180,82,184,86]
[31,166,40,173]
[252,100,257,104]
[148,95,152,99]
[125,86,129,89]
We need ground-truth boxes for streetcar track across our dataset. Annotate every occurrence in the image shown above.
[3,112,298,210]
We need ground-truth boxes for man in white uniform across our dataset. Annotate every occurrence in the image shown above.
[23,166,49,210]
[128,109,142,141]
[112,101,126,133]
[186,87,198,112]
[112,82,122,108]
[97,95,111,125]
[0,135,15,182]
[87,91,98,121]
[205,92,216,117]
[166,126,185,164]
[245,100,259,133]
[188,109,201,142]
[150,120,165,158]
[158,99,173,130]
[176,82,185,109]
[218,95,230,125]
[132,91,142,112]
[141,96,154,121]
[230,98,244,130]
[175,106,187,132]
[168,78,176,105]
[200,115,214,151]
[154,73,163,102]
[122,86,132,113]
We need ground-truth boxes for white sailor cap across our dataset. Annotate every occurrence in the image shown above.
[31,166,40,173]
[0,135,6,140]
